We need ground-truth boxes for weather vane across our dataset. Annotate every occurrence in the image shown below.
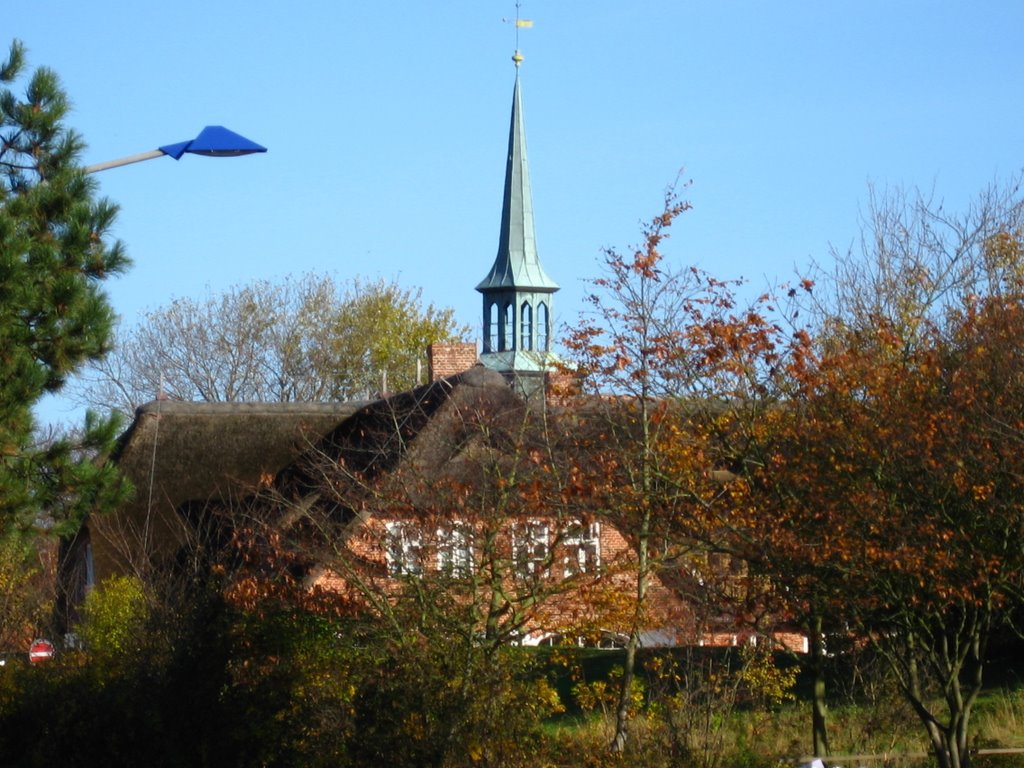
[503,0,533,67]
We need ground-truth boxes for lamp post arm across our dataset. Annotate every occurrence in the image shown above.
[85,149,166,174]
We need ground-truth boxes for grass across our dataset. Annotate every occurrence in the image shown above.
[532,648,1024,768]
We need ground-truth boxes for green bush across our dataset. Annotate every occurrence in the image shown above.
[78,575,150,659]
[349,634,562,768]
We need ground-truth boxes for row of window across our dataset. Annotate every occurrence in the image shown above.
[485,301,550,353]
[384,520,601,579]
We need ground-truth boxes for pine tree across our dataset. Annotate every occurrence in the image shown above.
[0,39,129,543]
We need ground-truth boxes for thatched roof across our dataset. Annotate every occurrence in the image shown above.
[92,400,369,578]
[82,372,780,648]
[275,364,528,517]
[93,367,524,577]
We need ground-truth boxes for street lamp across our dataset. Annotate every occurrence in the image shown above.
[84,125,267,174]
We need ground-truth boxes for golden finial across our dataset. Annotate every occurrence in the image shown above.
[503,1,532,68]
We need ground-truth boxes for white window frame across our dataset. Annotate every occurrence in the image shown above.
[512,520,550,578]
[563,521,601,576]
[385,521,423,577]
[436,522,473,577]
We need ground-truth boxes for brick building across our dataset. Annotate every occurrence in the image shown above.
[62,48,804,653]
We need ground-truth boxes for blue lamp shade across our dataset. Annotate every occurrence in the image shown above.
[159,126,267,160]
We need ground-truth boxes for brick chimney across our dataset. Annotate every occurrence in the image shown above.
[427,342,479,381]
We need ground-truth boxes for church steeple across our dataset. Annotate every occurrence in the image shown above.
[477,50,558,396]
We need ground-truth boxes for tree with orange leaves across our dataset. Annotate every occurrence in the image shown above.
[564,178,799,753]
[729,181,1024,768]
[582,178,1024,768]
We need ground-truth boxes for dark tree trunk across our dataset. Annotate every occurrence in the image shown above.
[810,614,830,757]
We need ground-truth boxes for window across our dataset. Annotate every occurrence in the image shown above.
[487,302,498,352]
[385,521,422,576]
[537,302,549,352]
[520,302,533,350]
[512,520,549,578]
[503,303,514,351]
[563,521,601,576]
[437,523,473,577]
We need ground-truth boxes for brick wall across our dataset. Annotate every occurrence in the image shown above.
[309,515,808,653]
[427,342,478,381]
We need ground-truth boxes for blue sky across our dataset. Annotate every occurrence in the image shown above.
[9,1,1024,425]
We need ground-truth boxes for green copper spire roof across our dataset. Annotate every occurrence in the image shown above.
[476,73,559,293]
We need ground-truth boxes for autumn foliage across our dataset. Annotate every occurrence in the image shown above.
[4,178,1024,768]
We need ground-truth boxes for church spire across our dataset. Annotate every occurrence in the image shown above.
[477,46,559,396]
[476,72,558,294]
